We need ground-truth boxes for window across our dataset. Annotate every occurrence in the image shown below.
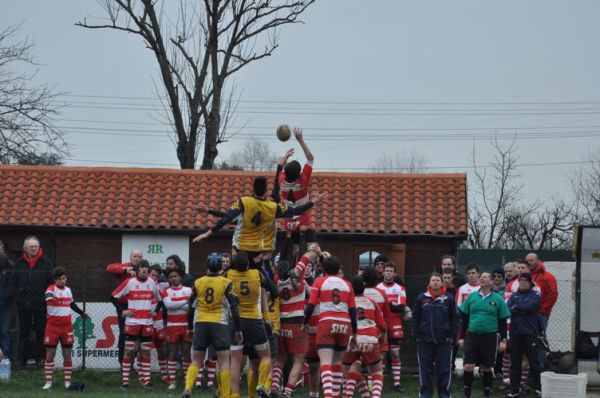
[358,250,382,270]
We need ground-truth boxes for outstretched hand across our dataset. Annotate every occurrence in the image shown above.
[277,148,294,166]
[312,192,328,205]
[293,127,303,141]
[193,231,212,243]
[195,205,210,214]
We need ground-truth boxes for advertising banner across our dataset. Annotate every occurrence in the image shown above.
[122,234,190,271]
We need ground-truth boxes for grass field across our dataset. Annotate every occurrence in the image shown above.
[1,369,506,397]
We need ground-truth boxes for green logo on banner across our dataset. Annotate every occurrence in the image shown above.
[148,243,164,254]
[74,316,96,349]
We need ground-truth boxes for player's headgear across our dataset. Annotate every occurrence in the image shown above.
[361,266,379,287]
[207,252,222,273]
[284,160,301,182]
[134,259,150,272]
[277,260,292,280]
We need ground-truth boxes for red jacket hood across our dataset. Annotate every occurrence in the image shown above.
[530,261,546,276]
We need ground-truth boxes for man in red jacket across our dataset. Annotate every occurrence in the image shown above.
[106,249,143,364]
[525,253,558,368]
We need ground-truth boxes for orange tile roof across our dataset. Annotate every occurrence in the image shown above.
[0,165,467,236]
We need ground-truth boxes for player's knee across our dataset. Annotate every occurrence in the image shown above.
[140,341,153,352]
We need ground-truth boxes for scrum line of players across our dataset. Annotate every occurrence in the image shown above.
[171,244,407,398]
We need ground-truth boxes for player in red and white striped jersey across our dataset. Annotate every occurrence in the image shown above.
[342,277,388,398]
[304,256,357,398]
[271,248,321,398]
[111,260,161,390]
[149,264,170,384]
[42,267,87,391]
[161,268,193,390]
[376,263,408,391]
[456,264,481,308]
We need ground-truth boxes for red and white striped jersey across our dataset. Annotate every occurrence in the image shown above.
[276,277,306,321]
[456,282,480,307]
[278,162,313,208]
[376,281,406,327]
[161,285,192,328]
[45,284,74,327]
[308,275,355,323]
[112,277,161,326]
[355,295,387,343]
[276,255,309,321]
[364,286,391,320]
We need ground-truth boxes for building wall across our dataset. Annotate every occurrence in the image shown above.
[0,227,461,369]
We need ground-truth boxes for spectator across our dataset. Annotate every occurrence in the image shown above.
[160,254,193,287]
[412,273,460,398]
[456,263,480,307]
[105,249,142,364]
[441,268,457,299]
[506,273,542,398]
[10,236,54,367]
[459,272,510,398]
[220,252,232,272]
[373,254,388,281]
[504,261,518,284]
[492,267,506,295]
[525,253,558,367]
[441,255,466,288]
[0,240,15,359]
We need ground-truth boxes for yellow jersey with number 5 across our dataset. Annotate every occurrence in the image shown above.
[223,268,263,320]
[194,275,233,325]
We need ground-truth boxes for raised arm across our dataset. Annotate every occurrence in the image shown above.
[193,200,244,243]
[294,128,314,162]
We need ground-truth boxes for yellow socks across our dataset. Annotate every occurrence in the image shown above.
[247,369,257,398]
[185,363,199,391]
[258,361,271,389]
[218,370,232,398]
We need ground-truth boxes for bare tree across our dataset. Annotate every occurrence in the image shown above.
[0,25,67,164]
[569,149,600,224]
[468,137,576,249]
[226,137,276,171]
[369,149,431,173]
[77,0,314,170]
[503,200,575,250]
[468,138,522,249]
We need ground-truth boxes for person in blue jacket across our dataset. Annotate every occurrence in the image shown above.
[412,273,460,398]
[506,272,541,398]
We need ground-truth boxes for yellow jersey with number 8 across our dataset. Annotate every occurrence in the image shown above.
[194,275,233,325]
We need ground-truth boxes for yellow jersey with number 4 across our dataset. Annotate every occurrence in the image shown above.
[235,196,287,252]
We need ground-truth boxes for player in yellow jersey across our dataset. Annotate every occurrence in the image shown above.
[222,251,279,398]
[193,176,325,266]
[182,254,242,398]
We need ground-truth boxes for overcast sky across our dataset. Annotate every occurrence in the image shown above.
[2,1,600,204]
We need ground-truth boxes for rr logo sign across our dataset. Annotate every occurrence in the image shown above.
[147,243,164,254]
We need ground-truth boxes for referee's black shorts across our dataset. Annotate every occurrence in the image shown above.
[464,332,498,368]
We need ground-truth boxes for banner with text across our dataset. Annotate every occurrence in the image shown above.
[122,234,190,272]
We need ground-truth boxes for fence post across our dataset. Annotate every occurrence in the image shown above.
[81,263,86,371]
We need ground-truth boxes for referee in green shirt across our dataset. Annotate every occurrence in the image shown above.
[459,272,510,398]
